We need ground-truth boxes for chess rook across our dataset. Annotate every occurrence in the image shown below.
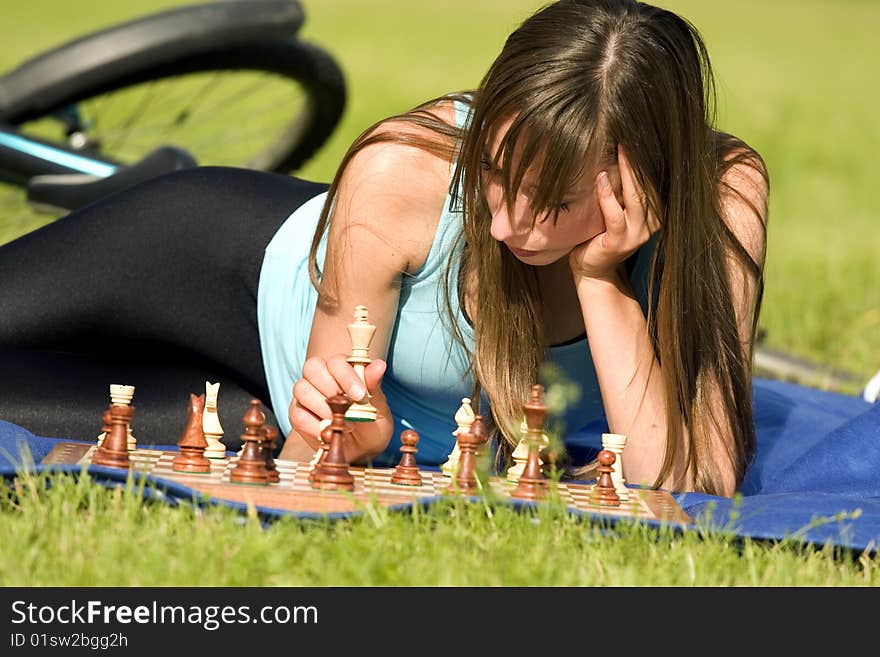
[601,433,629,501]
[92,404,133,469]
[345,305,378,422]
[109,384,137,450]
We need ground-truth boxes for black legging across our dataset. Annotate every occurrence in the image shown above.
[0,166,328,448]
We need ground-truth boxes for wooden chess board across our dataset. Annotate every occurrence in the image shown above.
[41,442,691,524]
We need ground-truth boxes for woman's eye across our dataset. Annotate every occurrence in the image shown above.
[559,202,570,212]
[479,158,492,171]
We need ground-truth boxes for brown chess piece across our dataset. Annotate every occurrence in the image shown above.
[172,393,212,474]
[471,414,489,455]
[593,450,621,507]
[96,406,113,446]
[454,425,480,493]
[310,392,355,491]
[391,429,423,486]
[261,425,281,483]
[230,399,270,485]
[511,384,549,501]
[92,404,133,469]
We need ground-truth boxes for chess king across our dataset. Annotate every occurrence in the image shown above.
[345,305,378,422]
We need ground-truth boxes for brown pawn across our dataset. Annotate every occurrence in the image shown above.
[454,426,481,493]
[230,399,270,485]
[310,392,355,491]
[261,425,281,483]
[92,404,133,469]
[593,450,621,506]
[511,384,549,500]
[391,429,423,486]
[172,393,212,474]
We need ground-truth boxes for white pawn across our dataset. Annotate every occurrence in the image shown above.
[109,384,137,450]
[345,305,378,422]
[202,381,226,459]
[506,417,548,482]
[441,397,475,477]
[600,432,629,501]
[308,419,332,471]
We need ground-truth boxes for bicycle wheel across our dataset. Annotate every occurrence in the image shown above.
[1,37,346,175]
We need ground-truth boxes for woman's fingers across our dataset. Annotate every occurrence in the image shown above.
[596,170,626,238]
[618,145,659,242]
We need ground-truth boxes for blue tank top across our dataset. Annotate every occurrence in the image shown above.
[257,100,657,465]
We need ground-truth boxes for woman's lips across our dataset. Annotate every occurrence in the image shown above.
[509,246,540,258]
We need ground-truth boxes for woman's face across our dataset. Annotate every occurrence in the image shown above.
[482,118,620,267]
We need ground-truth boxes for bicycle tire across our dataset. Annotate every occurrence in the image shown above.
[1,35,345,174]
[0,0,305,121]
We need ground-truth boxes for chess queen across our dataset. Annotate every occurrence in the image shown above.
[0,0,767,497]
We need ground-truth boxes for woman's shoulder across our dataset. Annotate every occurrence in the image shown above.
[330,100,461,275]
[714,131,769,265]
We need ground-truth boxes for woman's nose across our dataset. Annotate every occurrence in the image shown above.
[488,191,533,242]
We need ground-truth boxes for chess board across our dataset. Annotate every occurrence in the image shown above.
[41,442,691,524]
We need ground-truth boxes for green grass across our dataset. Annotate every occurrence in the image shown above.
[0,1,878,586]
[2,469,877,586]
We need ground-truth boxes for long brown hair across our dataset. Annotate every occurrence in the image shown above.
[454,0,767,494]
[309,0,768,495]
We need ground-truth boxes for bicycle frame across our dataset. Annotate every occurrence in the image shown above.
[0,122,118,186]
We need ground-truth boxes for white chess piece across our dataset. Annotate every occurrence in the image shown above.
[202,381,226,459]
[308,419,332,471]
[345,305,378,422]
[441,397,475,477]
[600,432,629,501]
[506,418,548,482]
[109,384,136,450]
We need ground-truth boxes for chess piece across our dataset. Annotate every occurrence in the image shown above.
[511,384,548,500]
[311,392,355,491]
[391,429,423,486]
[593,450,621,506]
[96,406,112,447]
[454,424,481,493]
[202,381,226,459]
[109,384,137,450]
[230,399,270,485]
[172,393,212,474]
[507,417,548,482]
[261,425,281,483]
[471,414,489,454]
[308,418,332,474]
[345,305,378,422]
[441,397,475,477]
[600,432,629,501]
[92,404,133,469]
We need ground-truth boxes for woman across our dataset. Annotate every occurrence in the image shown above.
[0,0,767,496]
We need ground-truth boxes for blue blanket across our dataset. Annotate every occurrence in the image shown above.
[1,377,877,552]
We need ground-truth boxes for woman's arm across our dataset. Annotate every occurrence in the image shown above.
[570,148,768,494]
[280,110,456,463]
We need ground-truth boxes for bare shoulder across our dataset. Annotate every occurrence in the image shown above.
[717,138,770,267]
[333,100,459,274]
